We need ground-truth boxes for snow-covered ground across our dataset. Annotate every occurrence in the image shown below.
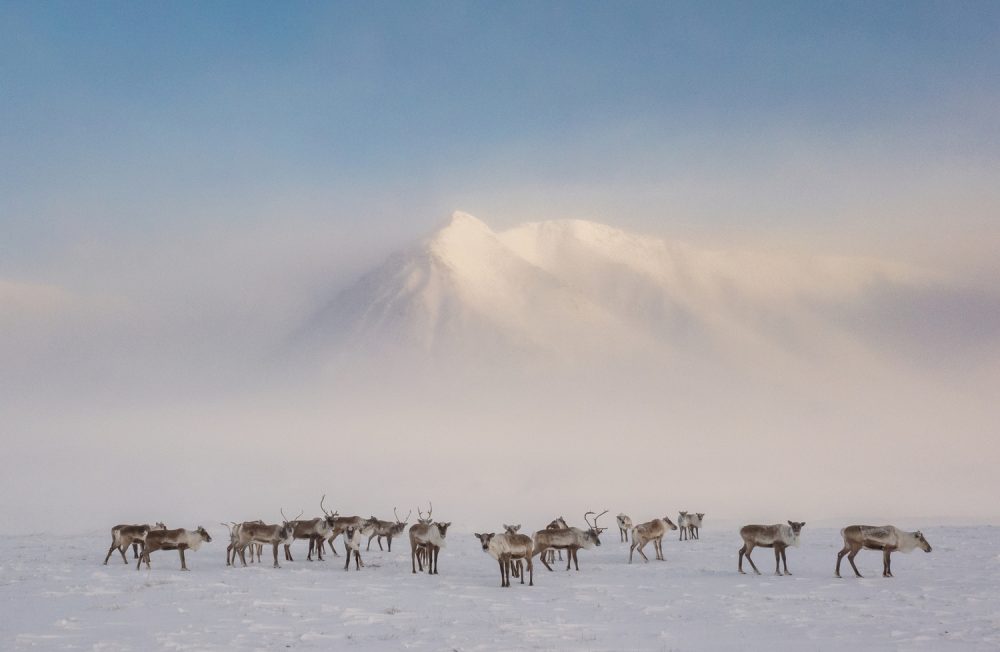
[1,526,996,650]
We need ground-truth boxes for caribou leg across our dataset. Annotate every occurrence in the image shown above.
[847,548,863,577]
[739,543,761,575]
[883,547,894,577]
[835,545,850,577]
[538,546,554,571]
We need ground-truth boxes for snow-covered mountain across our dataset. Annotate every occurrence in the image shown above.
[304,211,925,367]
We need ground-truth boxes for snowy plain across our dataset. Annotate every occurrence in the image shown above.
[1,525,997,651]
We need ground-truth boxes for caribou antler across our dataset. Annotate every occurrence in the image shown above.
[281,508,304,524]
[417,501,433,522]
[584,510,609,530]
[394,507,411,523]
[320,494,331,516]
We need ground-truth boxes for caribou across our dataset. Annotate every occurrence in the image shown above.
[233,510,300,568]
[366,508,411,551]
[738,521,805,576]
[678,511,705,540]
[503,524,524,578]
[474,532,534,587]
[317,510,369,559]
[533,510,607,572]
[284,495,339,562]
[103,522,166,565]
[616,513,633,543]
[409,503,450,575]
[835,525,932,578]
[542,516,569,564]
[222,521,264,566]
[629,515,678,563]
[136,527,212,571]
[342,521,376,570]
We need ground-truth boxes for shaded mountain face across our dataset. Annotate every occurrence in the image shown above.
[303,211,940,375]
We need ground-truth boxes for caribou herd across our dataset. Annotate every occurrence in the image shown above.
[106,502,934,585]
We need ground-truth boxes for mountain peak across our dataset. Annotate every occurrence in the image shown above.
[431,211,492,237]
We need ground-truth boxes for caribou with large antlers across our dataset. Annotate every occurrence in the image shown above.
[533,510,607,572]
[835,525,932,578]
[284,495,339,562]
[103,522,165,565]
[366,508,411,551]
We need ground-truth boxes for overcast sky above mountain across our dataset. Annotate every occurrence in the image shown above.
[2,2,999,532]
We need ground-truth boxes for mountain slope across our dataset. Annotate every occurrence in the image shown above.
[305,211,929,368]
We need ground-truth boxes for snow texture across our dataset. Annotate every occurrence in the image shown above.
[2,526,994,650]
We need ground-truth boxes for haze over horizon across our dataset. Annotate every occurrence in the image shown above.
[2,2,999,533]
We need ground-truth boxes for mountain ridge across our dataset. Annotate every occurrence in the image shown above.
[303,211,929,369]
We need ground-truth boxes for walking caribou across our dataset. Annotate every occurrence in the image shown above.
[629,515,678,563]
[737,521,805,576]
[835,525,932,578]
[103,522,166,565]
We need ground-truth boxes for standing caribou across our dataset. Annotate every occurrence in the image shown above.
[104,522,166,565]
[629,515,678,563]
[317,508,369,559]
[136,527,212,571]
[222,521,265,566]
[284,495,339,562]
[409,503,450,575]
[616,514,633,543]
[475,531,534,587]
[738,521,805,576]
[233,511,300,568]
[835,525,932,578]
[678,512,705,540]
[342,521,377,570]
[533,510,607,572]
[366,508,411,551]
[541,516,569,564]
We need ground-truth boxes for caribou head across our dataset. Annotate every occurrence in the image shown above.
[584,510,608,545]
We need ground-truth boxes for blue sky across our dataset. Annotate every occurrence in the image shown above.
[2,2,1000,530]
[3,1,999,273]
